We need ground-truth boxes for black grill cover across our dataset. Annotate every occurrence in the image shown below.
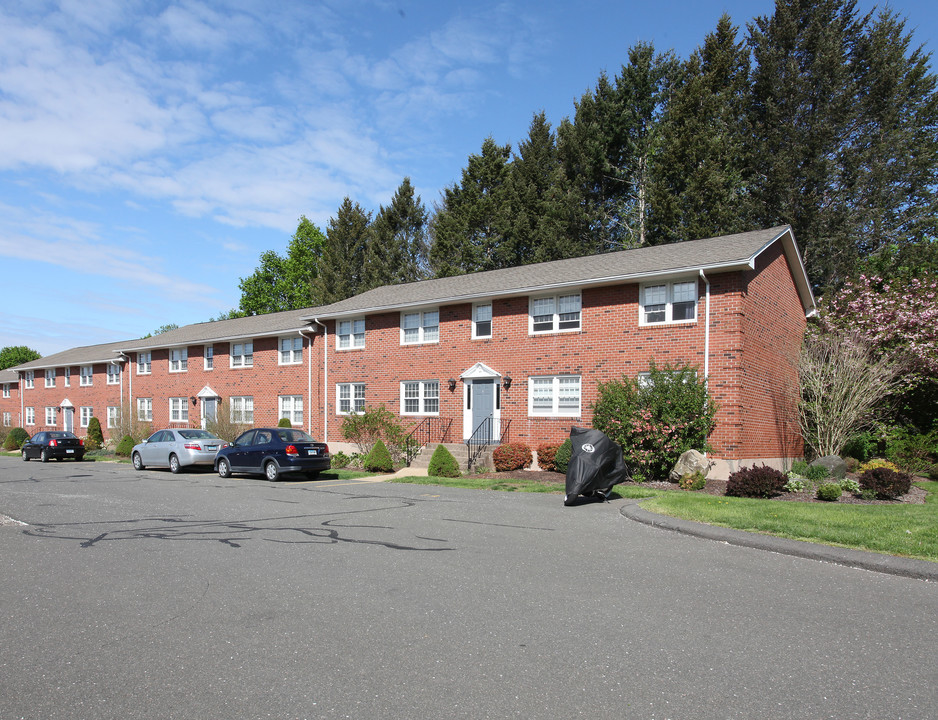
[564,427,628,501]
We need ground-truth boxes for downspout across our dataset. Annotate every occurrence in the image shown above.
[298,328,314,435]
[310,319,328,441]
[699,269,711,382]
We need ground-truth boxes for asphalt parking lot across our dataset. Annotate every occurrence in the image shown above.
[1,457,936,719]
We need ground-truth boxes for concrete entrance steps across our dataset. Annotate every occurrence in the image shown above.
[407,442,493,473]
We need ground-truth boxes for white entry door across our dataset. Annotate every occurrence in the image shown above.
[201,397,217,430]
[63,408,74,433]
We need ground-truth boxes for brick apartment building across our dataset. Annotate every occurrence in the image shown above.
[1,226,815,478]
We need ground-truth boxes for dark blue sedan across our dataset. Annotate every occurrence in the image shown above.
[214,428,330,481]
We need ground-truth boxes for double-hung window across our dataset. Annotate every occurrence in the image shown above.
[24,371,34,389]
[79,365,93,386]
[45,407,56,426]
[640,280,698,324]
[401,380,439,415]
[64,368,71,387]
[204,345,214,370]
[231,342,253,368]
[401,310,439,345]
[337,383,366,415]
[169,397,188,423]
[169,348,188,373]
[137,352,151,374]
[137,398,153,422]
[528,375,581,417]
[279,395,303,425]
[107,406,119,429]
[80,406,93,428]
[230,396,254,423]
[2,412,10,426]
[45,369,55,388]
[337,319,366,349]
[530,294,581,333]
[279,337,302,364]
[2,384,9,398]
[25,407,35,425]
[472,303,492,339]
[107,364,120,385]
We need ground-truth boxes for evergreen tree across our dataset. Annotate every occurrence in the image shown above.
[649,14,754,243]
[365,177,430,289]
[317,197,371,303]
[429,137,513,276]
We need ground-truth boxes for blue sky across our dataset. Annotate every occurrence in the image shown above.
[2,0,936,356]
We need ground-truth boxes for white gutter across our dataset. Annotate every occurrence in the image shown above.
[310,319,328,441]
[699,269,711,382]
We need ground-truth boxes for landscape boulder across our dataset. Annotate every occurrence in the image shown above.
[669,449,711,482]
[809,455,847,480]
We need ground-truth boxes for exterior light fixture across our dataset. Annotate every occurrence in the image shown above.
[503,375,512,389]
[448,378,457,392]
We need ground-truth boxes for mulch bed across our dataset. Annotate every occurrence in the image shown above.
[465,469,928,504]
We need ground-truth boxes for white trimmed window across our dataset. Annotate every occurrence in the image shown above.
[169,397,188,423]
[45,369,56,388]
[337,319,366,349]
[137,398,153,422]
[64,368,71,387]
[230,396,254,423]
[401,380,440,415]
[472,303,492,339]
[2,384,9,398]
[640,280,698,324]
[25,407,35,425]
[279,336,303,364]
[204,345,214,370]
[80,406,93,428]
[137,352,151,374]
[169,348,188,373]
[45,407,56,426]
[530,294,581,333]
[2,412,10,426]
[528,375,581,417]
[279,395,303,425]
[80,365,93,386]
[107,406,119,429]
[231,342,253,368]
[337,383,365,415]
[24,371,34,389]
[401,310,439,345]
[107,364,120,385]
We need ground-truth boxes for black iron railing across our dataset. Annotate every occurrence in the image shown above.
[466,417,511,472]
[404,417,454,465]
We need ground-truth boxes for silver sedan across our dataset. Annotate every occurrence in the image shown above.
[131,429,227,473]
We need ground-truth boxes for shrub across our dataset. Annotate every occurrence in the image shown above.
[278,417,292,428]
[678,471,706,491]
[857,458,900,474]
[784,476,809,493]
[592,361,716,481]
[790,460,810,476]
[816,482,843,501]
[844,457,860,473]
[428,445,461,478]
[115,435,136,457]
[858,467,912,499]
[839,477,860,494]
[726,465,787,498]
[930,464,938,481]
[536,443,562,472]
[342,405,408,460]
[331,451,350,468]
[883,426,938,473]
[805,464,831,482]
[842,431,879,463]
[363,439,394,472]
[5,427,29,450]
[85,416,104,451]
[553,439,572,474]
[493,443,533,471]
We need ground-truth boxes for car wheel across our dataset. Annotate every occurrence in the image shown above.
[169,454,180,474]
[217,458,232,478]
[22,449,29,462]
[264,461,280,482]
[41,449,50,463]
[132,452,145,471]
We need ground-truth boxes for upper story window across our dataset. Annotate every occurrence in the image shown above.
[107,364,120,385]
[401,310,439,345]
[337,382,366,415]
[137,352,151,375]
[401,380,439,415]
[528,375,581,417]
[204,345,214,370]
[2,383,9,398]
[169,348,188,373]
[472,303,492,339]
[231,342,253,368]
[640,280,698,325]
[24,371,34,389]
[79,365,93,386]
[530,293,581,334]
[279,336,302,365]
[45,369,56,388]
[337,319,366,350]
[64,368,71,387]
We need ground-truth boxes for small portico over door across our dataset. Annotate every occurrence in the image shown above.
[197,386,219,430]
[59,399,74,432]
[461,363,503,442]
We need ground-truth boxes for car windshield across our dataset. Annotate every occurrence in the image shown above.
[178,430,217,440]
[276,429,315,443]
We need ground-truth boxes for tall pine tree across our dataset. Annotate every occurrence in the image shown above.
[317,197,371,304]
[364,177,430,289]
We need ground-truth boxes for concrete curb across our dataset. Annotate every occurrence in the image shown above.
[619,499,938,582]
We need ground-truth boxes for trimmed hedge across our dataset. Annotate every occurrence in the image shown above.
[536,443,562,472]
[553,439,572,474]
[816,482,843,501]
[858,467,912,500]
[115,435,136,457]
[278,418,292,428]
[363,439,394,472]
[725,465,787,498]
[427,445,461,478]
[493,443,533,471]
[4,427,28,450]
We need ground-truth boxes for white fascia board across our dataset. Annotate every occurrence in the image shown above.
[117,326,312,352]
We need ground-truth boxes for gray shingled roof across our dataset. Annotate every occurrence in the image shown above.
[305,225,814,318]
[0,368,18,384]
[10,340,131,372]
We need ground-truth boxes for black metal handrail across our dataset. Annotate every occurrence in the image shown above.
[466,417,511,472]
[404,416,454,465]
